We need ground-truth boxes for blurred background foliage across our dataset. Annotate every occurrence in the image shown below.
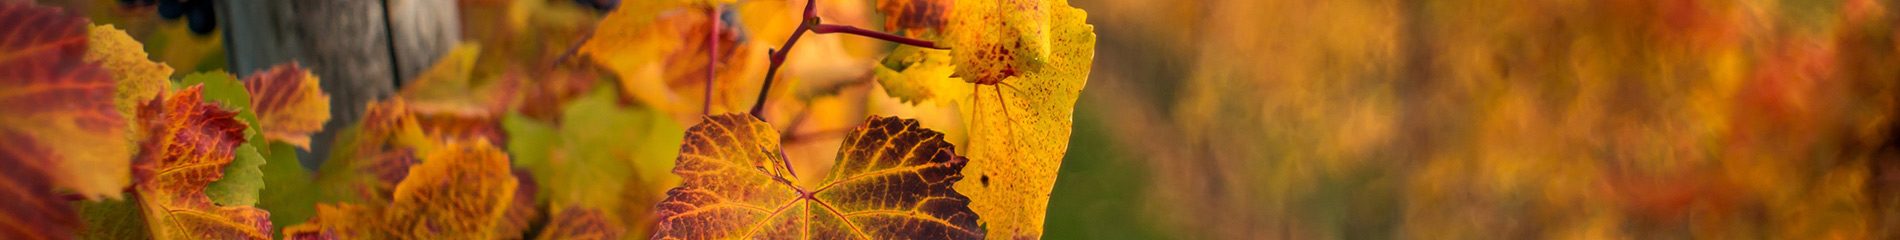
[40,0,1900,239]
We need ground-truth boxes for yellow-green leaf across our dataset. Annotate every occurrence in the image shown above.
[874,45,968,106]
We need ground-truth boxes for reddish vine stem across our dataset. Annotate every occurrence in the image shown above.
[748,0,948,119]
[810,24,948,49]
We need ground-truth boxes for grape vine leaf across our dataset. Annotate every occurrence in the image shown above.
[131,86,273,240]
[946,0,1095,239]
[286,140,523,239]
[0,1,133,200]
[874,0,952,37]
[176,72,271,207]
[652,114,983,239]
[242,63,332,150]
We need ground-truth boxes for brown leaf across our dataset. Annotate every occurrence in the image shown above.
[131,86,273,240]
[241,63,332,150]
[652,114,982,239]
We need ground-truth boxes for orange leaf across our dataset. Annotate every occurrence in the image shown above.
[0,1,134,200]
[289,140,523,239]
[582,3,761,120]
[242,63,332,150]
[130,86,272,240]
[652,114,982,239]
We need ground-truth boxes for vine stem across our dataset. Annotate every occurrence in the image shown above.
[748,0,948,119]
[810,24,948,49]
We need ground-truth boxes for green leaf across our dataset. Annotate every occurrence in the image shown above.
[205,144,266,206]
[75,199,150,240]
[503,88,683,233]
[180,72,269,207]
[257,142,319,238]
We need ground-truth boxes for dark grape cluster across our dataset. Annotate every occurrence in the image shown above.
[573,0,618,11]
[120,0,215,34]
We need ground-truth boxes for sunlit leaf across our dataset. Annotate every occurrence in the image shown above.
[130,86,272,240]
[873,45,966,106]
[651,114,982,239]
[944,0,1053,85]
[946,0,1094,238]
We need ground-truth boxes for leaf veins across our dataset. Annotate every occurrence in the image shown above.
[653,114,982,240]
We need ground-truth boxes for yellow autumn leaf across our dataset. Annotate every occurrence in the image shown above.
[86,24,173,140]
[131,86,272,240]
[944,0,1055,85]
[873,45,968,106]
[946,0,1094,239]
